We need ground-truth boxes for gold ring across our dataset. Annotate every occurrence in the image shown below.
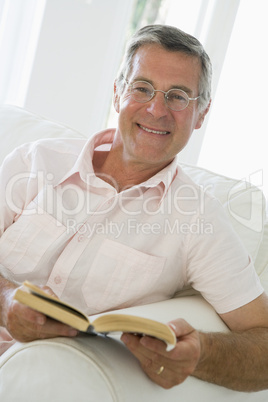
[156,366,164,375]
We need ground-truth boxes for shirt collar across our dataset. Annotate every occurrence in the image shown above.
[55,128,179,198]
[139,157,178,203]
[55,128,115,187]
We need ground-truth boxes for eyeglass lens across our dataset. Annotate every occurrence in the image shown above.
[130,81,189,111]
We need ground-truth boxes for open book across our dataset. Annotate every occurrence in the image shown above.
[14,281,176,350]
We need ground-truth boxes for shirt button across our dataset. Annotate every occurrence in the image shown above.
[78,234,85,242]
[54,276,62,285]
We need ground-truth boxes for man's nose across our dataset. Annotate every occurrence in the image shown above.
[145,91,169,118]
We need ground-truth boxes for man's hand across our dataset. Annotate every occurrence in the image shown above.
[1,283,78,342]
[121,294,268,392]
[121,318,200,389]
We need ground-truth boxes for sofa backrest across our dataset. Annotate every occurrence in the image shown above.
[0,104,86,164]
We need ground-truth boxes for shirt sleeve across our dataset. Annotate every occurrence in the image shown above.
[0,143,34,235]
[185,196,264,314]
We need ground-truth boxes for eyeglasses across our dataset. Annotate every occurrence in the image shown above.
[125,79,200,111]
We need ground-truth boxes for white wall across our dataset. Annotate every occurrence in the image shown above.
[24,0,135,136]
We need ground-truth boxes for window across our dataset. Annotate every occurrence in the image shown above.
[0,0,46,105]
[198,0,268,200]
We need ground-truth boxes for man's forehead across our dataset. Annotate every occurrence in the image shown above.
[128,44,201,90]
[131,44,201,71]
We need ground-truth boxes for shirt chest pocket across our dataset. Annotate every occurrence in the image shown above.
[82,239,166,314]
[0,202,66,275]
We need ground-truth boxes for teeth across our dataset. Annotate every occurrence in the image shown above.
[139,124,169,135]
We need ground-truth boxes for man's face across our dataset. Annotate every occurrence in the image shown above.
[114,44,209,170]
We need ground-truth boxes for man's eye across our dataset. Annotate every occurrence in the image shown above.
[169,92,187,102]
[134,86,150,94]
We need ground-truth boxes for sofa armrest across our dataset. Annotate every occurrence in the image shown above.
[1,296,267,402]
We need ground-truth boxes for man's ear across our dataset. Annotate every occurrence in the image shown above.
[195,99,211,130]
[113,80,120,113]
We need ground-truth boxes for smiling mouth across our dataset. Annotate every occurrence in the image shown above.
[138,124,170,135]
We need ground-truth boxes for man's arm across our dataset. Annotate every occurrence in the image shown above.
[194,292,268,391]
[195,326,268,391]
[0,275,78,342]
[121,293,268,391]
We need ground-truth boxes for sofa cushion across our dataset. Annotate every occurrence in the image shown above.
[0,104,86,164]
[180,163,266,271]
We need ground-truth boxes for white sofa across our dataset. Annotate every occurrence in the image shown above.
[0,104,267,402]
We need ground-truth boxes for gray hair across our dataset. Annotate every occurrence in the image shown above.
[116,24,212,111]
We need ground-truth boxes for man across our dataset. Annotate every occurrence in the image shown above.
[0,25,268,391]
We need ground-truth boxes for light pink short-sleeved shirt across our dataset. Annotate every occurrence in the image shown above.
[0,129,263,321]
